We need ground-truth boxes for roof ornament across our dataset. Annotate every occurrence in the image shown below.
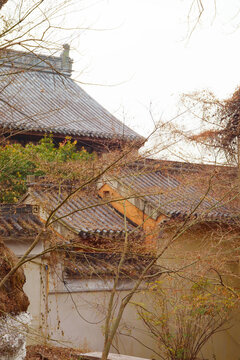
[61,43,72,74]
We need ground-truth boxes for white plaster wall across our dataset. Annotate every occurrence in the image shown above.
[157,228,240,360]
[4,239,44,258]
[46,290,156,358]
[23,261,45,344]
[200,314,240,360]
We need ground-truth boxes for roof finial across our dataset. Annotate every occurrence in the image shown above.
[62,43,70,57]
[61,44,72,74]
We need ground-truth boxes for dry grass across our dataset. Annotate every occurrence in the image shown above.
[26,345,84,360]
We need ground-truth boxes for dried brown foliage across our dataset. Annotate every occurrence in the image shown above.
[190,129,221,142]
[0,239,29,315]
[39,147,139,190]
[0,0,8,10]
[183,87,240,163]
[26,345,85,360]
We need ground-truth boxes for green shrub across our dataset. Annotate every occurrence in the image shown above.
[0,135,94,203]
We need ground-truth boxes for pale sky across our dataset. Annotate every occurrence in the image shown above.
[8,0,240,162]
[67,0,240,142]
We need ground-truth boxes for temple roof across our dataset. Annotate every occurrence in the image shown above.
[0,48,143,145]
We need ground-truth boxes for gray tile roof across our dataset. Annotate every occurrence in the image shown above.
[115,169,239,222]
[64,252,159,279]
[0,204,43,237]
[0,65,142,141]
[30,188,136,235]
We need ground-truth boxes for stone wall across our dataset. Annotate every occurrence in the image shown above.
[0,312,31,360]
[0,240,30,359]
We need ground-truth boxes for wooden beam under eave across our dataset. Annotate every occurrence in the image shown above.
[1,128,141,153]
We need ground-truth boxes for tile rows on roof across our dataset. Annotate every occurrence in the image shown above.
[30,188,136,235]
[0,63,142,142]
[64,252,159,279]
[0,205,43,237]
[0,204,38,214]
[114,169,239,222]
